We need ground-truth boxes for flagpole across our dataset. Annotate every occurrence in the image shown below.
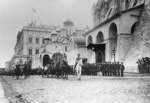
[32,9,36,24]
[32,10,33,23]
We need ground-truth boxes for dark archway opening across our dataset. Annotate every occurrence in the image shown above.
[87,35,93,45]
[96,31,104,43]
[43,55,50,67]
[52,53,63,66]
[109,23,118,39]
[131,22,137,34]
[109,23,118,61]
[96,52,102,63]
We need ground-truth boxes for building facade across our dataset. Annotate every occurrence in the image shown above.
[68,37,87,65]
[85,0,145,72]
[5,61,10,71]
[10,19,89,69]
[32,20,89,68]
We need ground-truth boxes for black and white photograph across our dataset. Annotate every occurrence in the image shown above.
[0,0,150,103]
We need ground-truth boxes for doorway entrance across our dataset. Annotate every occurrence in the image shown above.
[43,54,50,67]
[96,51,103,63]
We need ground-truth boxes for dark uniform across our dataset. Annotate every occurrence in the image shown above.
[120,62,125,77]
[101,63,104,76]
[109,62,112,76]
[117,62,120,77]
[114,62,117,76]
[103,62,106,76]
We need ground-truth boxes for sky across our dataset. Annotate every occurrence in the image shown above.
[0,0,97,67]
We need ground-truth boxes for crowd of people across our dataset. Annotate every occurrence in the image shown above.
[82,62,125,77]
[137,57,150,73]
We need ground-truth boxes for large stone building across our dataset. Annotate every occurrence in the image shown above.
[10,20,89,69]
[85,0,146,72]
[32,20,89,68]
[9,22,58,69]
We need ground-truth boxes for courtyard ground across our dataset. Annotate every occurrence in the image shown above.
[0,74,150,103]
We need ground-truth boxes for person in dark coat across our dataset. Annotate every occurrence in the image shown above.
[120,62,125,77]
[109,62,112,76]
[101,63,104,76]
[15,62,21,79]
[117,62,120,77]
[114,62,117,76]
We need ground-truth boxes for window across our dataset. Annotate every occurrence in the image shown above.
[35,48,39,54]
[36,38,39,44]
[42,38,45,44]
[133,0,138,7]
[65,46,67,52]
[125,0,129,9]
[107,8,113,19]
[29,37,32,43]
[28,48,32,55]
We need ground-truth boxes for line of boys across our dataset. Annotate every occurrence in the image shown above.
[100,61,125,77]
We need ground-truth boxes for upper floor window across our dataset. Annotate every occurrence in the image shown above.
[35,48,39,54]
[28,48,32,55]
[42,38,45,44]
[65,46,67,52]
[125,0,129,9]
[29,37,32,43]
[133,0,138,7]
[107,8,113,19]
[36,38,39,44]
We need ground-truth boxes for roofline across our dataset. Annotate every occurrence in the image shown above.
[84,4,144,36]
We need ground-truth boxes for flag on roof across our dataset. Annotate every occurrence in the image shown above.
[33,9,36,12]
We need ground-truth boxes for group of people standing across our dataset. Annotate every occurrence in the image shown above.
[74,54,125,78]
[100,62,125,77]
[137,57,150,73]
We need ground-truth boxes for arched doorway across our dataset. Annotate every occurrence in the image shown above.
[109,23,118,61]
[96,31,105,63]
[87,35,93,63]
[43,54,50,67]
[52,53,63,66]
[131,22,137,34]
[96,52,102,63]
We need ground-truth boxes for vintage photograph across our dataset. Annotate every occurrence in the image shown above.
[0,0,150,103]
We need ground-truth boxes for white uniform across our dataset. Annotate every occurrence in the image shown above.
[75,59,83,80]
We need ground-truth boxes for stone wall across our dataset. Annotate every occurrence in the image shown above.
[124,2,150,72]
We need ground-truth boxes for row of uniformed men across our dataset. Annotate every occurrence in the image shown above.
[99,62,125,77]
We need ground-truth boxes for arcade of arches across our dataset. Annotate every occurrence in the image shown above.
[87,22,118,63]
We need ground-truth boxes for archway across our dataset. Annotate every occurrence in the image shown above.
[52,53,63,66]
[109,23,118,61]
[109,23,118,39]
[87,35,93,45]
[131,22,137,34]
[87,35,93,63]
[95,32,105,62]
[96,51,103,63]
[96,31,104,43]
[43,54,50,67]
